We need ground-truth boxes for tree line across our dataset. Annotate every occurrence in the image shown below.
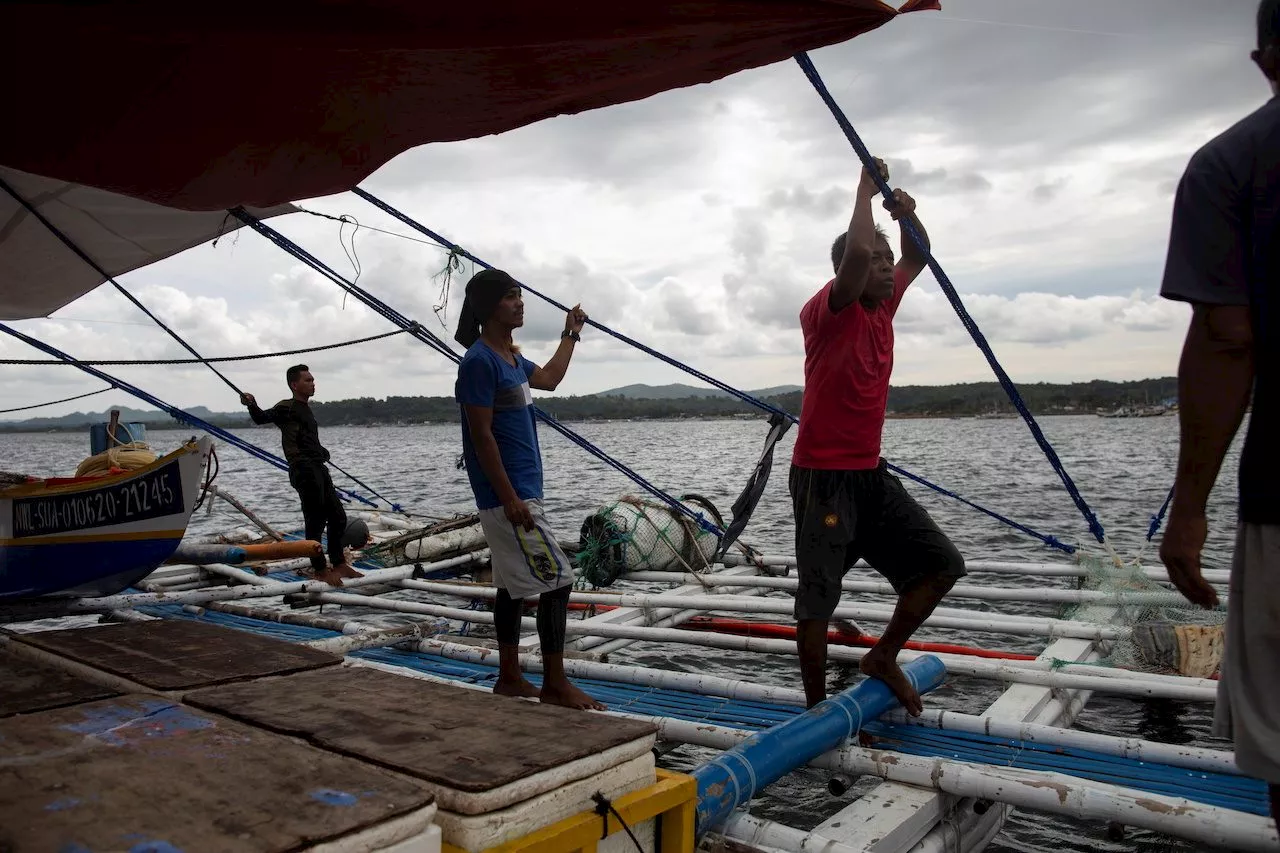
[0,378,1180,432]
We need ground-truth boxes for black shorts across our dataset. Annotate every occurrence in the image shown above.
[790,461,966,621]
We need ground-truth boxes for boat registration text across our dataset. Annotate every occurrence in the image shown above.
[12,461,184,538]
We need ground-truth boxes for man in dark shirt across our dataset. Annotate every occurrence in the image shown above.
[1159,0,1279,821]
[242,364,361,586]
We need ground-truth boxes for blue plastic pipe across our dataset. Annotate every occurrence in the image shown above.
[692,655,948,837]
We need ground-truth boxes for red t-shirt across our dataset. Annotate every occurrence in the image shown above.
[792,267,910,470]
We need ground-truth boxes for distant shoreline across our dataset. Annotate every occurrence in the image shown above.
[0,377,1179,433]
[0,409,1169,436]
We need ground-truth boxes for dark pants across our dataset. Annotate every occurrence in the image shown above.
[790,461,966,621]
[289,462,346,572]
[493,585,571,654]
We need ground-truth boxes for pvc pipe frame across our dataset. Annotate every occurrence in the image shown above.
[345,655,1261,853]
[398,578,1127,642]
[621,571,1220,609]
[43,553,486,612]
[303,590,1217,702]
[393,580,1213,692]
[693,656,949,836]
[639,716,1277,853]
[405,638,1232,777]
[879,708,1238,776]
[717,553,1231,585]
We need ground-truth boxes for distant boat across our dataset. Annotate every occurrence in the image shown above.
[1097,405,1171,419]
[0,437,213,599]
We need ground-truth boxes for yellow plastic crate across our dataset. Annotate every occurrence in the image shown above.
[441,768,696,853]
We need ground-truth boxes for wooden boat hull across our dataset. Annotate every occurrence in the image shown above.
[0,437,212,599]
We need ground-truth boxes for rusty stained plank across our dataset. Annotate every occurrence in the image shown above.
[12,619,338,690]
[0,694,433,853]
[188,666,658,793]
[0,647,118,717]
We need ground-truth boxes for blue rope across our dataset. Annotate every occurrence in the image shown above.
[534,407,721,535]
[793,52,1106,547]
[324,461,403,514]
[887,463,1074,554]
[352,187,794,422]
[1147,485,1175,541]
[351,188,1075,554]
[230,210,721,535]
[0,323,379,508]
[0,178,399,511]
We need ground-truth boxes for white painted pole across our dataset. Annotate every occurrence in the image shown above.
[716,813,864,853]
[414,637,810,707]
[207,485,285,540]
[398,578,1125,642]
[303,622,453,655]
[621,571,1218,608]
[717,553,1231,585]
[574,569,772,655]
[304,591,1216,702]
[878,708,1240,775]
[45,553,486,613]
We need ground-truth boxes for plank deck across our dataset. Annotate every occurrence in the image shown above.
[0,646,117,717]
[0,694,433,853]
[187,665,658,794]
[12,619,338,690]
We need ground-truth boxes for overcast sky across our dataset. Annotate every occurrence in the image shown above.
[2,0,1270,417]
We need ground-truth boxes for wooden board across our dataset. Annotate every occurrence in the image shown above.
[12,619,338,690]
[188,666,658,793]
[0,694,434,853]
[0,646,118,717]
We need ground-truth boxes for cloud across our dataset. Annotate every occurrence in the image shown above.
[0,0,1264,417]
[765,186,850,218]
[887,159,993,196]
[1031,179,1068,203]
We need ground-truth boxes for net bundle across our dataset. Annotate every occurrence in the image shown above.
[576,495,723,589]
[1064,552,1225,678]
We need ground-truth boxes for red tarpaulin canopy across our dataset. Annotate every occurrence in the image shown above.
[1,1,937,212]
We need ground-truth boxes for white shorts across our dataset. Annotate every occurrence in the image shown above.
[477,499,574,599]
[1215,522,1280,782]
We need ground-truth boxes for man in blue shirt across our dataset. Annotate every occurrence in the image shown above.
[1160,0,1279,822]
[454,268,604,711]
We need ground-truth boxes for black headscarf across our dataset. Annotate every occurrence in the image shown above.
[454,268,517,348]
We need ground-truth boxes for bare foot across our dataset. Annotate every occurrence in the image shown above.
[494,677,541,699]
[540,679,607,711]
[314,567,346,587]
[860,651,923,716]
[331,563,363,580]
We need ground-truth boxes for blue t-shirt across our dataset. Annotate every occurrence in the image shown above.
[455,342,543,510]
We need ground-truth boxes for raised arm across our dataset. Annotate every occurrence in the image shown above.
[829,159,887,313]
[890,189,930,286]
[241,392,280,426]
[529,305,588,392]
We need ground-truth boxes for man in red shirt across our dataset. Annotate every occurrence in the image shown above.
[791,158,966,712]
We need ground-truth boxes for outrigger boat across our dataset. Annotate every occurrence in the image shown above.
[0,437,213,599]
[0,2,1273,852]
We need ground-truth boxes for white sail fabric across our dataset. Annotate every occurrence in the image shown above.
[0,166,296,320]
